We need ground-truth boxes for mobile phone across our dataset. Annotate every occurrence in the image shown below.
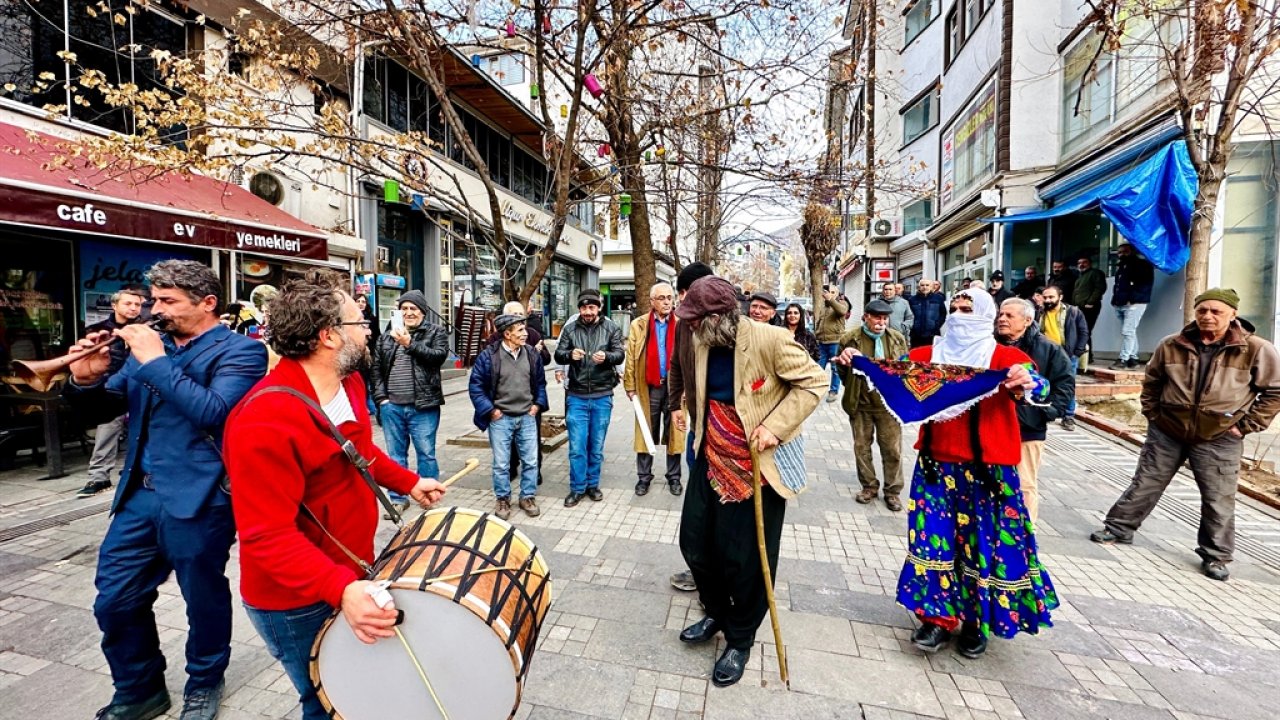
[226,302,243,317]
[390,310,406,334]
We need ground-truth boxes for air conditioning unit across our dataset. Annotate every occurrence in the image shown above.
[869,216,902,239]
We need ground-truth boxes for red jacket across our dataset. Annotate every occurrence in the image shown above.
[910,344,1029,466]
[225,358,418,611]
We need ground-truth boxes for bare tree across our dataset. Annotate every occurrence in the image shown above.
[799,201,840,307]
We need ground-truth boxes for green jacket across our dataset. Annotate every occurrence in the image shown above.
[835,324,909,416]
[1074,267,1107,308]
[816,296,850,343]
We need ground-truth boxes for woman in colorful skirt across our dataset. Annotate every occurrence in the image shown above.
[899,287,1059,658]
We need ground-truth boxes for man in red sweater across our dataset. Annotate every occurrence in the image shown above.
[224,273,446,720]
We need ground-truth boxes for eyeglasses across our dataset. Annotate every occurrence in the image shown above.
[336,320,371,328]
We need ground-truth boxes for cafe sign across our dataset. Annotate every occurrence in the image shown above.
[500,201,554,238]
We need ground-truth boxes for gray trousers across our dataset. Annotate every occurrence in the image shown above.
[851,408,903,495]
[88,414,127,485]
[1103,423,1242,562]
[637,384,682,484]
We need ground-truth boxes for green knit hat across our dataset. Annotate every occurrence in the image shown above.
[1193,288,1240,310]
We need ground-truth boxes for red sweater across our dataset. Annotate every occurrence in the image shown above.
[225,359,418,611]
[909,344,1029,466]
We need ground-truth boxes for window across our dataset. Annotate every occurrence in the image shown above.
[848,87,865,152]
[965,0,981,34]
[901,85,937,145]
[485,54,525,86]
[902,197,934,234]
[1221,141,1279,340]
[945,7,961,65]
[904,0,936,46]
[1060,19,1164,155]
[939,79,996,208]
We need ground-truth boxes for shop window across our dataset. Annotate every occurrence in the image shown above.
[902,196,934,234]
[0,236,74,367]
[1221,141,1279,340]
[902,85,937,146]
[903,0,936,47]
[939,79,996,208]
[1061,19,1163,156]
[451,236,503,310]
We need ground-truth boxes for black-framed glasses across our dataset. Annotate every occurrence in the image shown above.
[336,320,371,328]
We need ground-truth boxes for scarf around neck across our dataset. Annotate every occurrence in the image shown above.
[862,323,886,358]
[932,288,997,368]
[646,312,675,386]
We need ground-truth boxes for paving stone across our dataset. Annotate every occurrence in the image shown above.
[702,682,869,719]
[928,643,1080,692]
[1162,631,1280,684]
[542,550,589,583]
[787,585,913,629]
[1036,535,1128,563]
[518,527,566,554]
[1066,596,1220,640]
[0,550,45,578]
[581,618,715,676]
[520,652,635,718]
[525,705,599,719]
[775,558,852,591]
[788,647,944,716]
[0,659,115,718]
[553,581,669,626]
[599,537,687,568]
[0,601,100,662]
[772,608,857,654]
[1004,682,1176,720]
[1005,621,1122,661]
[1035,507,1104,539]
[1136,663,1280,720]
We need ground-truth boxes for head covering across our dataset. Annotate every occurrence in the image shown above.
[933,288,998,368]
[1194,288,1240,310]
[397,289,430,315]
[865,299,893,316]
[494,313,526,333]
[675,276,738,320]
[577,289,602,308]
[677,262,715,293]
[990,271,1004,282]
[749,291,778,308]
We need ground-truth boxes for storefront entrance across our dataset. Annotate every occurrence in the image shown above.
[938,232,993,296]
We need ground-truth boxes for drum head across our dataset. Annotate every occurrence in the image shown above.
[316,588,518,720]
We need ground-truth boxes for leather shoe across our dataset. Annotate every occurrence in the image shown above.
[180,681,223,720]
[669,570,697,592]
[884,495,903,512]
[564,492,583,507]
[1202,559,1230,582]
[586,486,604,501]
[1089,528,1133,545]
[855,488,877,504]
[712,646,750,687]
[668,479,683,496]
[957,624,988,658]
[911,622,951,653]
[679,616,720,644]
[94,688,171,720]
[635,480,651,496]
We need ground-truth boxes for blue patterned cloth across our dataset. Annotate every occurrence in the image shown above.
[897,459,1058,639]
[850,356,1010,425]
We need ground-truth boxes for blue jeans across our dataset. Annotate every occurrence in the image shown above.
[244,601,332,720]
[381,403,441,499]
[1115,303,1147,362]
[566,394,613,493]
[94,486,236,703]
[490,412,539,499]
[818,342,841,393]
[1067,356,1079,417]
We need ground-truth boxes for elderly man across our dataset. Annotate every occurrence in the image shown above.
[68,261,267,720]
[487,300,551,487]
[909,279,947,348]
[624,283,686,497]
[79,284,148,498]
[881,283,914,338]
[372,289,450,512]
[996,297,1074,523]
[225,274,446,720]
[1092,289,1280,581]
[747,291,782,326]
[669,276,826,687]
[834,299,909,510]
[1013,267,1041,300]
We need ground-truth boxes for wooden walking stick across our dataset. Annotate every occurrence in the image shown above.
[750,445,790,688]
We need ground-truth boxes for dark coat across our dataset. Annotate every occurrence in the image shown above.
[1074,267,1107,308]
[1112,254,1154,306]
[1047,270,1077,304]
[791,326,820,362]
[1013,277,1042,300]
[468,343,549,431]
[372,322,450,409]
[485,324,552,366]
[1004,323,1074,442]
[908,292,947,344]
[1039,303,1090,358]
[553,316,624,395]
[86,314,133,376]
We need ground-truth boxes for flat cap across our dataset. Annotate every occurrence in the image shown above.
[749,291,778,308]
[865,299,893,315]
[494,313,526,333]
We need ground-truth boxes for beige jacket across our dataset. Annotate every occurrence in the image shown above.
[689,318,827,499]
[622,312,686,455]
[815,295,850,343]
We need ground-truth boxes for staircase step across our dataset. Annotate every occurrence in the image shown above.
[1087,366,1146,383]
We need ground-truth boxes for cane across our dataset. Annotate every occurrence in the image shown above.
[749,445,790,688]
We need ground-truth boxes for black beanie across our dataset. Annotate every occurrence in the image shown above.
[677,262,715,293]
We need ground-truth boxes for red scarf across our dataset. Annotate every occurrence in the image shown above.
[645,312,676,387]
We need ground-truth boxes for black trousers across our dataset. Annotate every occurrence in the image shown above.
[1081,304,1102,356]
[679,451,785,649]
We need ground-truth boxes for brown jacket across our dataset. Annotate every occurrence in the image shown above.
[1142,320,1280,443]
[687,318,827,499]
[623,312,686,455]
[834,324,909,417]
[815,295,850,343]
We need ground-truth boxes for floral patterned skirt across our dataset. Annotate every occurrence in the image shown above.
[896,458,1058,639]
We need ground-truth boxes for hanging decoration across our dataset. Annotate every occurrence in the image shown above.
[530,82,540,99]
[383,179,400,204]
[655,145,666,157]
[597,143,611,158]
[470,54,482,67]
[619,193,632,217]
[644,150,652,162]
[542,14,552,33]
[505,19,516,37]
[583,74,604,98]
[560,104,568,118]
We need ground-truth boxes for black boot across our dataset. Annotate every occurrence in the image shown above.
[957,623,988,658]
[712,646,750,687]
[94,688,171,720]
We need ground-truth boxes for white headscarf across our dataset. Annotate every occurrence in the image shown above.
[932,288,998,368]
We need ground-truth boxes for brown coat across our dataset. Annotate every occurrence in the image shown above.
[834,324,909,417]
[1142,320,1280,443]
[815,295,850,343]
[622,312,686,455]
[688,318,828,499]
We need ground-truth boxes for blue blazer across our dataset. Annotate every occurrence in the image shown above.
[74,324,267,519]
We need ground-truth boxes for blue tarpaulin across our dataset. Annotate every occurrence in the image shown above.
[981,141,1198,274]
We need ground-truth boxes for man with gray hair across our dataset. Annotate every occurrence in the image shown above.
[79,284,147,498]
[995,297,1073,523]
[881,283,914,338]
[624,282,685,496]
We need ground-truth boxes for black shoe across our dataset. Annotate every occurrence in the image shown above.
[564,492,583,508]
[712,646,750,687]
[635,480,651,496]
[1107,360,1129,370]
[1061,416,1076,431]
[911,622,951,653]
[1089,528,1133,545]
[668,479,683,496]
[670,570,696,592]
[1126,359,1141,369]
[957,624,988,658]
[679,616,720,644]
[179,681,223,720]
[94,688,171,720]
[586,486,604,502]
[1202,559,1230,582]
[78,480,113,498]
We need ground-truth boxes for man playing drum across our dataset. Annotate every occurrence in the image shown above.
[224,272,446,720]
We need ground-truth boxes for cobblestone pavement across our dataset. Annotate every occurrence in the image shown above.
[3,375,1280,720]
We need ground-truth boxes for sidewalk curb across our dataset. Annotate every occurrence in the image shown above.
[1076,409,1280,514]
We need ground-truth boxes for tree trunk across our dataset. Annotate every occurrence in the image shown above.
[625,160,658,315]
[1183,177,1220,323]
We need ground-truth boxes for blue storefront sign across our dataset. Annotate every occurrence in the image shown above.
[78,240,200,324]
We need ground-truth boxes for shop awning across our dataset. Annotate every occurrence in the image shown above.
[0,122,328,260]
[981,141,1197,274]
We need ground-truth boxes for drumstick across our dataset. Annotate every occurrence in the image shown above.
[441,458,481,488]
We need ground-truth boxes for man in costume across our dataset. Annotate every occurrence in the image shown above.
[670,277,826,686]
[225,273,446,720]
[897,288,1058,658]
[623,282,686,497]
